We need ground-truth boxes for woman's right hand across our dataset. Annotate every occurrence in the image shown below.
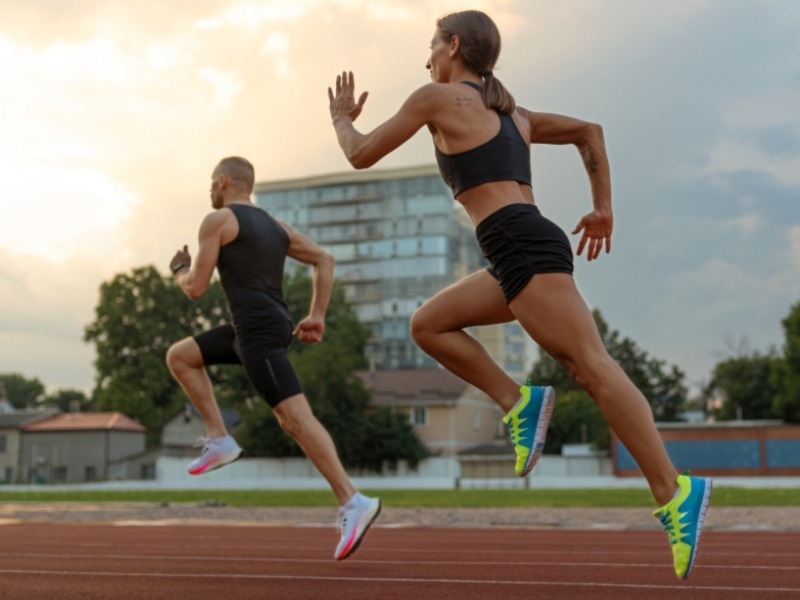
[328,71,369,123]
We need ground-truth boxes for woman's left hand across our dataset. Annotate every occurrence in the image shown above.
[572,210,613,261]
[328,71,368,123]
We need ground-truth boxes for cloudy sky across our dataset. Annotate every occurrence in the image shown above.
[1,0,798,397]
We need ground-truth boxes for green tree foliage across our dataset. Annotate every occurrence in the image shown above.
[529,309,689,453]
[42,389,93,413]
[83,265,231,444]
[84,263,429,468]
[703,350,781,421]
[544,389,609,454]
[0,373,45,409]
[772,300,800,423]
[360,407,430,472]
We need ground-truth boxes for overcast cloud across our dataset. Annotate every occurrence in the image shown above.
[0,0,797,395]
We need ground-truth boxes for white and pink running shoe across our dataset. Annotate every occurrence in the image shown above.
[334,493,381,560]
[187,435,243,475]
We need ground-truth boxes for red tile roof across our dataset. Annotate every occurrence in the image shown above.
[21,412,146,432]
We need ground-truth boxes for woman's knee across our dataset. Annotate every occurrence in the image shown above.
[564,352,615,396]
[409,306,434,345]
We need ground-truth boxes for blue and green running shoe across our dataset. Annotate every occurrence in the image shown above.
[502,381,555,477]
[653,472,713,579]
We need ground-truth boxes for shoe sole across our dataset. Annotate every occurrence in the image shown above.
[519,387,555,477]
[335,499,382,561]
[683,478,713,579]
[188,448,243,476]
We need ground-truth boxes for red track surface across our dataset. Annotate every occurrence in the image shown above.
[0,523,798,599]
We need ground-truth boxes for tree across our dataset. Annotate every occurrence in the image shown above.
[772,300,800,423]
[0,373,45,409]
[529,309,689,453]
[83,265,231,444]
[85,263,430,468]
[360,407,430,472]
[543,389,609,453]
[704,350,781,421]
[43,389,93,413]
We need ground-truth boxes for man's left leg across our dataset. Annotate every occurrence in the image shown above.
[166,334,242,474]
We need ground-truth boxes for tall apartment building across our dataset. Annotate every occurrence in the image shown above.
[253,164,528,382]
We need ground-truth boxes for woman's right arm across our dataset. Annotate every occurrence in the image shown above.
[329,71,438,169]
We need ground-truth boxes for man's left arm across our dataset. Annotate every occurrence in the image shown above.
[279,221,335,343]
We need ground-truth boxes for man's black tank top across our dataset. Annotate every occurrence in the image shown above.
[217,203,291,334]
[434,81,531,197]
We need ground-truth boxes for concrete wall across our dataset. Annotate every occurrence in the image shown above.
[152,454,615,490]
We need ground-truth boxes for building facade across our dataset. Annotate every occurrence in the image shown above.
[357,369,502,456]
[19,412,146,484]
[254,164,527,382]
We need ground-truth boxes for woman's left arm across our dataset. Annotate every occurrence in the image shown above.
[526,109,613,260]
[329,71,435,169]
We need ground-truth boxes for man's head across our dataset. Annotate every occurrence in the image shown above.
[210,156,255,208]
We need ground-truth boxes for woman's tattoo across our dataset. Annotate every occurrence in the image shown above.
[581,147,599,174]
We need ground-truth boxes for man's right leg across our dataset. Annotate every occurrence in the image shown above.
[274,394,380,560]
[273,394,355,504]
[166,330,242,474]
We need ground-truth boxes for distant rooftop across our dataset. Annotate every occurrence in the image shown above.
[22,412,146,432]
[0,409,61,429]
[357,368,470,406]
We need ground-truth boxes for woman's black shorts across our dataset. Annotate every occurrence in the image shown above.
[193,323,302,408]
[476,203,574,303]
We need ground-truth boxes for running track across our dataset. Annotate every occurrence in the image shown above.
[0,523,798,599]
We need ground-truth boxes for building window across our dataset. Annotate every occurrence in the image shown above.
[141,464,156,480]
[85,466,97,482]
[411,406,428,427]
[473,409,481,430]
[53,467,67,482]
[3,467,12,483]
[0,434,6,453]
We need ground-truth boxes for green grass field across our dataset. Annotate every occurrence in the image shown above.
[0,487,796,508]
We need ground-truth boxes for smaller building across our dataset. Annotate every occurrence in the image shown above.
[19,412,146,484]
[109,404,243,481]
[0,409,59,483]
[358,368,502,456]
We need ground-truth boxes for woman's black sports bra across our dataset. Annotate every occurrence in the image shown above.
[434,81,531,197]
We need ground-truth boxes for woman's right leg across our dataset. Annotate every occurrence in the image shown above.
[508,272,679,505]
[410,269,522,413]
